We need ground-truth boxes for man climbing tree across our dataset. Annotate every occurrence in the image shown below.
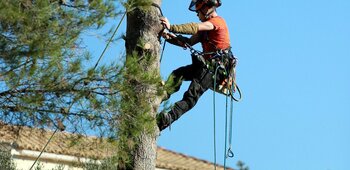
[157,0,236,131]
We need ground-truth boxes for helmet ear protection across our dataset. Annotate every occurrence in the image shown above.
[206,0,222,7]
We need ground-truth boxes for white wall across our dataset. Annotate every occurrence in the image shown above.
[13,158,81,170]
[11,149,92,170]
[11,149,170,170]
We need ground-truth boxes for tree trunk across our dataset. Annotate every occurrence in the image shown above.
[124,0,163,169]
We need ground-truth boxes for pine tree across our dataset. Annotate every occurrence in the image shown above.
[117,0,164,169]
[237,161,250,170]
[0,150,16,170]
[1,0,165,169]
[0,0,121,137]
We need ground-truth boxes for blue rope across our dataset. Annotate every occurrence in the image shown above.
[212,65,221,170]
[213,61,236,170]
[224,81,229,169]
[227,87,235,158]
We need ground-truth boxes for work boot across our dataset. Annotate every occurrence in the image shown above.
[157,112,173,131]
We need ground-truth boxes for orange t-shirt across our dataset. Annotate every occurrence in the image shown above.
[200,16,230,56]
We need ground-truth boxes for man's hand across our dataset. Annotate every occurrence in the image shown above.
[161,29,177,39]
[161,31,171,39]
[160,17,171,30]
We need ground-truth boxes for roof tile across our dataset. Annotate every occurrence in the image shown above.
[0,123,233,170]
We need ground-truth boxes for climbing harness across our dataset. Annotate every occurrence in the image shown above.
[203,49,241,100]
[162,28,242,100]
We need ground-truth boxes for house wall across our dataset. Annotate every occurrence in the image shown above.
[12,158,167,170]
[11,149,167,170]
[13,158,81,170]
[11,149,90,170]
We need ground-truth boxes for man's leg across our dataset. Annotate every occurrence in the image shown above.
[162,64,194,101]
[158,67,214,131]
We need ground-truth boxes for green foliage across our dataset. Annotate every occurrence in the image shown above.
[1,0,163,168]
[116,51,161,168]
[123,0,153,12]
[33,162,44,170]
[0,150,16,170]
[81,156,118,170]
[50,164,65,170]
[237,160,249,170]
[0,151,119,170]
[0,0,122,138]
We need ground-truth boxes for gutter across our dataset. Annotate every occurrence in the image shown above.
[11,149,101,165]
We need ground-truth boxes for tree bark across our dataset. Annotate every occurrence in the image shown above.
[125,0,163,169]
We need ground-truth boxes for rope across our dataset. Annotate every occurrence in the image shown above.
[223,77,229,169]
[151,2,168,63]
[29,128,58,170]
[212,60,237,170]
[93,11,126,70]
[212,65,221,170]
[227,97,235,158]
[160,35,167,63]
[151,3,164,16]
[223,74,235,169]
[227,82,236,158]
[231,82,242,102]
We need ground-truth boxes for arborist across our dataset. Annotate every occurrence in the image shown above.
[157,0,236,131]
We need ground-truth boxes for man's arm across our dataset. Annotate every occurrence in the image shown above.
[198,21,215,31]
[160,17,215,35]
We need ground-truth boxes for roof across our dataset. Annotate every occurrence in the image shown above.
[0,123,233,170]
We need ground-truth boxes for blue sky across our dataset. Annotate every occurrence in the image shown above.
[86,0,350,169]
